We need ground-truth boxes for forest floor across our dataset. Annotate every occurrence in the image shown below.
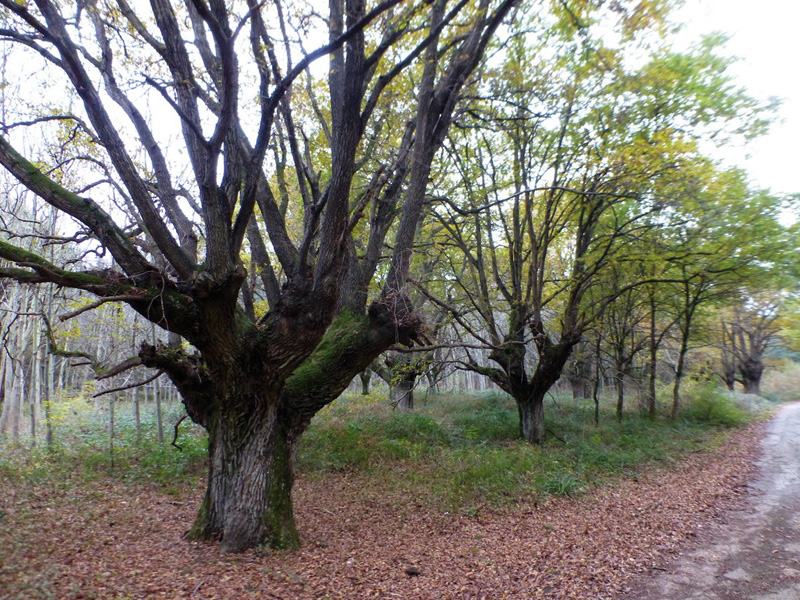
[0,416,765,600]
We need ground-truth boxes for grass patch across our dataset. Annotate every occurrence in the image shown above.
[1,385,758,513]
[680,382,752,427]
[299,411,449,471]
[0,400,207,491]
[299,390,751,511]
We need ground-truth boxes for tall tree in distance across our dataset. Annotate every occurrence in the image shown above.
[0,0,517,551]
[424,9,775,443]
[721,295,782,395]
[657,173,790,417]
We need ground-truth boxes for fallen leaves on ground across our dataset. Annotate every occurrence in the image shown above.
[0,424,762,600]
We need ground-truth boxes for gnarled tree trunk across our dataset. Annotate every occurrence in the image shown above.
[486,334,577,445]
[190,397,299,552]
[739,356,763,395]
[0,0,519,556]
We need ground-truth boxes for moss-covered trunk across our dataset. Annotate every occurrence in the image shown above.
[189,398,299,553]
[179,306,420,553]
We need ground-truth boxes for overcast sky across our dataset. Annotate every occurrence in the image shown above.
[674,0,800,197]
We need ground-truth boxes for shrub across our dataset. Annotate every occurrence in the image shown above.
[681,383,750,427]
[298,412,450,472]
[761,361,800,403]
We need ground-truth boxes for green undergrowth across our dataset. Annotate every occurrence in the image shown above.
[0,401,207,493]
[298,389,756,511]
[679,382,751,427]
[0,385,765,513]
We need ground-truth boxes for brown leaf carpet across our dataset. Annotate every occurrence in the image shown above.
[0,423,762,600]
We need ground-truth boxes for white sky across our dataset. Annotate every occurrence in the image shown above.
[674,0,800,197]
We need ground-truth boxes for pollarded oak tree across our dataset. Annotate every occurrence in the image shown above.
[0,0,516,551]
[424,18,655,444]
[721,296,781,394]
[424,11,771,443]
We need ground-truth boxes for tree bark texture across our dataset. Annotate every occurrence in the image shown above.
[519,346,575,444]
[359,370,371,396]
[190,399,298,552]
[0,358,22,440]
[671,337,688,419]
[166,305,417,551]
[481,334,577,445]
[518,395,545,444]
[740,357,763,395]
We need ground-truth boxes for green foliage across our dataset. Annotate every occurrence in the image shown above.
[542,473,585,497]
[680,382,750,427]
[435,445,548,507]
[299,411,450,471]
[0,398,207,491]
[46,383,97,428]
[3,387,756,515]
[299,391,748,511]
[432,392,520,441]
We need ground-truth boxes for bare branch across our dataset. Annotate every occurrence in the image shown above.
[172,414,188,451]
[94,369,163,397]
[99,356,145,379]
[59,295,147,322]
[0,136,152,278]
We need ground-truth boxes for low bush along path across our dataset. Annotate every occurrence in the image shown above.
[0,417,772,599]
[619,402,800,600]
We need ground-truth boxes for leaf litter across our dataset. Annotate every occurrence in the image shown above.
[0,423,762,600]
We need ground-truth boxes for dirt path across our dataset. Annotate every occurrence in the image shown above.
[620,403,800,600]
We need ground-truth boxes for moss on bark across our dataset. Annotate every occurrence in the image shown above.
[285,309,371,396]
[260,430,300,550]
